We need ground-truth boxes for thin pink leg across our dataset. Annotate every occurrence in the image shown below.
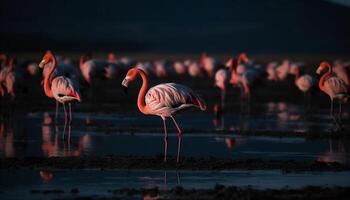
[170,116,182,163]
[162,118,168,162]
[55,101,59,123]
[68,103,72,125]
[62,103,68,140]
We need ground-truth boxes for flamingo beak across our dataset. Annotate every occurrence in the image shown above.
[122,77,130,94]
[39,60,45,68]
[316,67,322,75]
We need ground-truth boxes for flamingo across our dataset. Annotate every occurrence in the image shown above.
[227,54,259,104]
[0,57,22,98]
[316,62,349,125]
[39,50,81,138]
[290,63,316,103]
[199,52,221,77]
[79,54,119,84]
[122,66,206,162]
[333,61,349,86]
[215,53,249,107]
[173,61,187,75]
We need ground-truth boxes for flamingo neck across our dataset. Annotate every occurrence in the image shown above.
[43,55,56,98]
[136,69,149,114]
[319,64,332,92]
[294,67,300,84]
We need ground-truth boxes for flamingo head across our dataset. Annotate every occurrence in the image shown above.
[225,58,234,69]
[122,66,143,94]
[316,61,331,75]
[39,50,54,69]
[238,53,249,64]
[107,52,117,62]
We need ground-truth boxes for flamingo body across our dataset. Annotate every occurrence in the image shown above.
[145,83,206,117]
[295,74,314,93]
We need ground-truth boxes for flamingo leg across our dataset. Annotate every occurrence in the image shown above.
[170,116,182,163]
[55,101,59,123]
[221,90,226,109]
[68,103,72,125]
[338,100,342,123]
[62,103,68,140]
[162,118,168,162]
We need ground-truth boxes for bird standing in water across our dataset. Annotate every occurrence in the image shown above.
[316,61,348,128]
[122,66,206,162]
[39,50,81,139]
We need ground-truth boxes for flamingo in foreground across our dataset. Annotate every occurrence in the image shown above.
[39,50,81,138]
[316,62,348,126]
[122,66,206,162]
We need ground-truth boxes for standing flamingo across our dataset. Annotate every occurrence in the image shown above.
[316,62,348,125]
[122,66,206,162]
[215,53,249,107]
[290,63,316,103]
[39,50,81,139]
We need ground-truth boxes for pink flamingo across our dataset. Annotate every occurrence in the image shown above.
[215,53,249,107]
[0,54,8,96]
[122,66,206,162]
[200,52,220,77]
[316,62,349,124]
[333,61,349,86]
[0,57,20,98]
[290,63,315,102]
[39,50,81,138]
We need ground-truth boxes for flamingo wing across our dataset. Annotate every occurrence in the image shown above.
[145,83,206,116]
[324,77,348,97]
[51,76,81,103]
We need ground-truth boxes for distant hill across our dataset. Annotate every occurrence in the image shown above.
[0,0,349,53]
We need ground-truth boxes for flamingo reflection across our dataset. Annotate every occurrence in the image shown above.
[41,112,92,157]
[39,171,54,183]
[318,139,349,164]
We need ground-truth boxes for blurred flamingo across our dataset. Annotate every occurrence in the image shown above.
[173,61,187,75]
[122,66,206,162]
[290,63,316,103]
[316,62,349,125]
[215,53,249,107]
[333,60,349,86]
[228,55,261,105]
[39,50,81,139]
[199,52,221,77]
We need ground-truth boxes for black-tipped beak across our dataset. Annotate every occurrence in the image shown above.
[123,86,128,94]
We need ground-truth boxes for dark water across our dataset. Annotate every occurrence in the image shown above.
[1,102,349,163]
[1,169,350,200]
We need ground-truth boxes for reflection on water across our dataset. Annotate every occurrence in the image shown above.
[0,101,349,163]
[1,169,350,200]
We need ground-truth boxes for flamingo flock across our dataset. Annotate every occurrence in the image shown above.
[0,50,349,162]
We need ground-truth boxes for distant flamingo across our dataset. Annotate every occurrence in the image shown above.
[200,52,222,77]
[0,57,21,98]
[290,63,315,102]
[122,66,206,162]
[80,54,117,84]
[333,61,349,86]
[39,50,81,138]
[316,62,348,125]
[228,54,260,104]
[215,53,249,107]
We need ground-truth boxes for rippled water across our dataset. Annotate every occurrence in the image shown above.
[0,102,349,163]
[1,169,350,200]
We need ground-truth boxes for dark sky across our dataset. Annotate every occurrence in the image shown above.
[1,0,350,53]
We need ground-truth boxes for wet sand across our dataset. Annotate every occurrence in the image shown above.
[1,155,349,171]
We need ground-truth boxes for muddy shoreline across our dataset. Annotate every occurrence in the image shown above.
[25,186,350,200]
[1,155,349,171]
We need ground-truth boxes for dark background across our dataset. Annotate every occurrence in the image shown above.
[1,0,350,54]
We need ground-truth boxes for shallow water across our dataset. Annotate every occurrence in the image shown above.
[1,169,350,200]
[0,106,349,163]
